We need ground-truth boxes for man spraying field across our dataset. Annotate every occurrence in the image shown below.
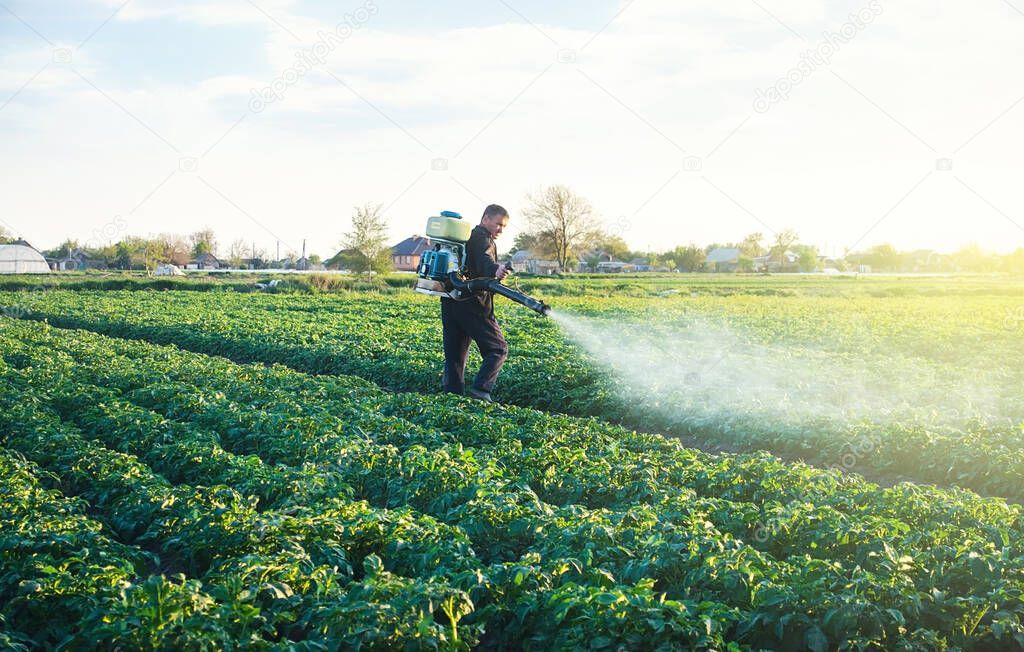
[412,204,550,401]
[440,204,511,401]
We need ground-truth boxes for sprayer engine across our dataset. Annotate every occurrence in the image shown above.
[414,210,551,316]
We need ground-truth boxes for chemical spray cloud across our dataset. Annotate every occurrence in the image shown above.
[752,0,884,114]
[249,1,378,113]
[550,309,1008,440]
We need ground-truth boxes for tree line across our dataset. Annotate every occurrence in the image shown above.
[509,185,1024,274]
[5,190,1023,275]
[0,226,322,271]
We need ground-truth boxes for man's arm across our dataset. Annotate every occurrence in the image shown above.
[468,233,501,278]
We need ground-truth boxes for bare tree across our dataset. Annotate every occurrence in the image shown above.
[340,203,393,280]
[522,185,601,272]
[156,233,190,266]
[249,243,268,269]
[740,232,765,258]
[227,238,248,268]
[770,228,799,269]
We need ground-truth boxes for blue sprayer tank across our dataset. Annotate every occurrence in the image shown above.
[417,211,468,283]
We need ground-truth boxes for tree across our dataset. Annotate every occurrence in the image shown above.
[578,234,630,271]
[190,228,217,257]
[951,244,992,272]
[142,239,164,271]
[793,244,819,272]
[522,185,602,272]
[157,233,190,266]
[248,244,268,270]
[227,239,248,268]
[509,230,556,258]
[340,203,392,280]
[595,234,631,261]
[110,240,134,270]
[770,228,799,269]
[862,243,901,272]
[0,226,13,244]
[90,242,118,268]
[671,244,706,272]
[1004,248,1024,274]
[740,232,765,258]
[44,239,80,259]
[109,236,156,270]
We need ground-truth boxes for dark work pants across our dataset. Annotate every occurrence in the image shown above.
[440,299,508,394]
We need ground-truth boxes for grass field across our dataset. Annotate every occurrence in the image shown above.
[1,273,1023,649]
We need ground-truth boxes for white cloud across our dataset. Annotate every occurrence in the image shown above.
[2,0,1022,254]
[90,0,301,27]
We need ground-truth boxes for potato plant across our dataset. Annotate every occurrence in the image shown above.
[3,282,1021,501]
[1,319,1024,648]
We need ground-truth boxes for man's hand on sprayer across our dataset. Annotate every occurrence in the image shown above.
[495,264,509,281]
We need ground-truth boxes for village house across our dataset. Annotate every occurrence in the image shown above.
[705,247,742,272]
[47,247,104,271]
[595,261,636,273]
[186,252,221,270]
[753,251,799,272]
[508,249,560,275]
[391,236,432,272]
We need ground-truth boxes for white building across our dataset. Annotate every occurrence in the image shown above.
[0,243,50,274]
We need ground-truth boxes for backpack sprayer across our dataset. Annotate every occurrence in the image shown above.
[414,211,551,316]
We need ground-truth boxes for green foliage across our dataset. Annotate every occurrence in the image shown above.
[671,244,707,272]
[1,318,1024,648]
[7,279,1022,500]
[339,203,393,280]
[2,280,1024,649]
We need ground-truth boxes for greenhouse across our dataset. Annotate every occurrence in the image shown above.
[0,244,50,274]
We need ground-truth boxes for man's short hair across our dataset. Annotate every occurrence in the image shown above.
[482,204,508,220]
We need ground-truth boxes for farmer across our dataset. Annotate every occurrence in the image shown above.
[441,204,510,402]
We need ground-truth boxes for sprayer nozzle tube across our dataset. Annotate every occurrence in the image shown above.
[445,272,551,316]
[485,279,551,316]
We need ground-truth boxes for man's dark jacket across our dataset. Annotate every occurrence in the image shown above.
[446,224,500,316]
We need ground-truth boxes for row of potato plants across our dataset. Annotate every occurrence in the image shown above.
[0,337,744,648]
[7,320,1019,560]
[3,289,1021,502]
[1,320,1023,648]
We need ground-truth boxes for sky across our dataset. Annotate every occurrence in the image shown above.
[1,0,1022,259]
